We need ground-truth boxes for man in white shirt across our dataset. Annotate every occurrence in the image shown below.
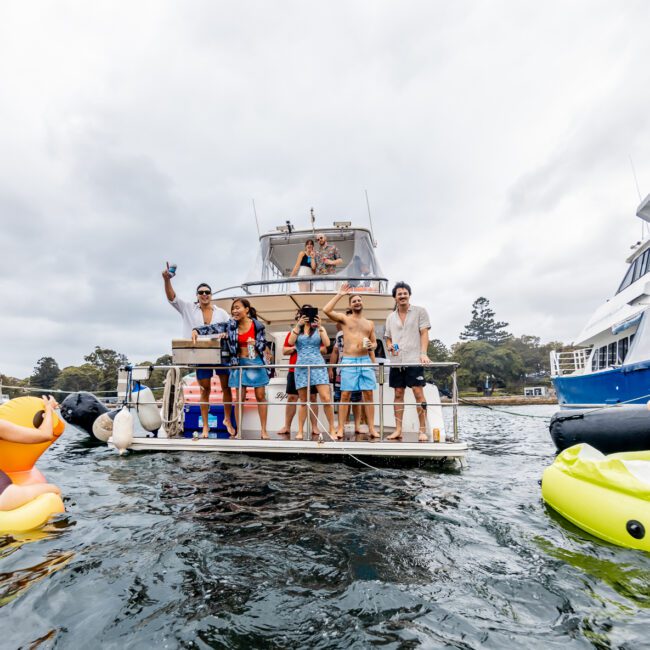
[163,266,233,437]
[384,281,431,442]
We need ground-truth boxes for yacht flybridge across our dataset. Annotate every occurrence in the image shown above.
[117,218,467,464]
[551,194,650,406]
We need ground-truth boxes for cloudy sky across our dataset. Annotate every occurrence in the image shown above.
[2,1,650,379]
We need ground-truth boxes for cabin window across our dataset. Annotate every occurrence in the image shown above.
[591,351,598,371]
[618,337,629,363]
[633,253,646,283]
[598,346,607,369]
[618,262,636,293]
[642,250,650,277]
[608,342,617,366]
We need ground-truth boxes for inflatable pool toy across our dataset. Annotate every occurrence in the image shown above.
[542,443,650,551]
[0,397,65,533]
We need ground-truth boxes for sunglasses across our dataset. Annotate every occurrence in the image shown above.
[197,290,211,296]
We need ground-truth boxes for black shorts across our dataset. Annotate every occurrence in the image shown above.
[286,372,318,396]
[389,366,426,389]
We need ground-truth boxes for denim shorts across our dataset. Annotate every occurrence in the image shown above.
[228,356,270,388]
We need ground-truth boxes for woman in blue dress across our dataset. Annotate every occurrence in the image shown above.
[287,307,336,440]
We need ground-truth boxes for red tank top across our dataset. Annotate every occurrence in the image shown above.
[238,321,255,345]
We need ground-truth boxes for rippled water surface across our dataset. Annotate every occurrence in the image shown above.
[3,405,650,648]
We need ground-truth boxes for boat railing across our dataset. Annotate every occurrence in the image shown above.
[550,348,592,377]
[123,361,460,442]
[212,276,389,296]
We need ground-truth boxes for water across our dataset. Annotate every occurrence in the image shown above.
[3,405,650,648]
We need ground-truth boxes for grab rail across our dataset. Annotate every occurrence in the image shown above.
[121,361,460,443]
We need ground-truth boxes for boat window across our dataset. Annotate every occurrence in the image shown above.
[608,342,617,366]
[618,336,629,363]
[591,350,599,371]
[633,253,645,283]
[598,346,607,369]
[617,261,636,293]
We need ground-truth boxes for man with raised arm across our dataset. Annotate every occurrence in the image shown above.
[162,263,234,438]
[323,282,378,439]
[384,281,432,442]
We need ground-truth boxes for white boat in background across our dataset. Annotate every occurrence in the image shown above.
[551,194,650,407]
[117,216,467,464]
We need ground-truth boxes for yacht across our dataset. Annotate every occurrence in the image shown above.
[551,194,650,406]
[118,217,467,463]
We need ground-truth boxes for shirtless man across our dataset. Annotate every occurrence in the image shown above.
[323,282,378,439]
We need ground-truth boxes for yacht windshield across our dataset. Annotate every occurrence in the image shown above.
[245,228,384,283]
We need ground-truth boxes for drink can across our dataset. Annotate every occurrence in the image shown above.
[432,427,440,443]
[247,339,256,359]
[168,263,177,276]
[393,343,399,356]
[363,337,370,349]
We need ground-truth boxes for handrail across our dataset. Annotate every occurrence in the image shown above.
[121,361,461,442]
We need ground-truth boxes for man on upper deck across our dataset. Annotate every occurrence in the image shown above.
[384,281,432,442]
[314,233,343,275]
[323,282,378,439]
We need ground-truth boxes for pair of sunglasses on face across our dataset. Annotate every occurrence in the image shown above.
[197,290,211,296]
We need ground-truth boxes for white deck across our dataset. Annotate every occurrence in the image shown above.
[115,435,468,461]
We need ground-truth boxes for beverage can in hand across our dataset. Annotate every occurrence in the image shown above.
[363,337,370,349]
[168,263,177,276]
[247,339,256,359]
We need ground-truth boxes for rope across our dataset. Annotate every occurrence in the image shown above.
[458,397,552,419]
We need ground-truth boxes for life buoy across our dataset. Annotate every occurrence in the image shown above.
[0,397,65,533]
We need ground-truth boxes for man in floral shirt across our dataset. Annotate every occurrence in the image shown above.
[314,233,343,275]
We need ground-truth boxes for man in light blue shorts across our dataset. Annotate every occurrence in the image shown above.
[324,283,378,439]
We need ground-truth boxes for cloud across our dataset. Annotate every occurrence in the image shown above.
[2,1,650,378]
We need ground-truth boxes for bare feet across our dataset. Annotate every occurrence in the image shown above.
[261,432,270,440]
[296,432,304,440]
[335,429,344,440]
[224,420,236,437]
[386,430,402,441]
[276,428,290,435]
[201,430,209,439]
[419,432,429,442]
[328,429,338,441]
[368,429,380,439]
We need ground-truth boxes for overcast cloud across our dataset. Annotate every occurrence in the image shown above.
[2,0,650,378]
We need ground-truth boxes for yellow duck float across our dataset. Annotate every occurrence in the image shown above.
[0,396,65,533]
[543,443,650,551]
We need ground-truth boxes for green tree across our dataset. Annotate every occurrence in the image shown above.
[56,364,103,393]
[29,357,61,390]
[503,335,565,381]
[424,338,452,386]
[0,373,28,399]
[452,340,525,391]
[459,297,511,345]
[84,347,129,394]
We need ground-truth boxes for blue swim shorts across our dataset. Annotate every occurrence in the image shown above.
[340,356,376,392]
[196,366,230,381]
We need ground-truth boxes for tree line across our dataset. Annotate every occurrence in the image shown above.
[1,298,563,397]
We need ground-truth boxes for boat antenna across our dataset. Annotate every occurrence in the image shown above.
[310,207,316,236]
[629,157,645,239]
[252,199,261,239]
[364,189,377,247]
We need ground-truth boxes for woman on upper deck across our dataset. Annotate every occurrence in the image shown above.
[290,239,316,292]
[193,298,270,439]
[287,306,336,440]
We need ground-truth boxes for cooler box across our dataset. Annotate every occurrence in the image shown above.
[182,404,235,436]
[172,339,222,365]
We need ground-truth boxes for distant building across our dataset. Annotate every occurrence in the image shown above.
[524,386,548,397]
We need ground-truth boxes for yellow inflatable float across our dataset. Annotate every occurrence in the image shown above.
[543,443,650,551]
[0,397,65,533]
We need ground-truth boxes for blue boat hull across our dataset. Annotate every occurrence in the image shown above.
[553,361,650,406]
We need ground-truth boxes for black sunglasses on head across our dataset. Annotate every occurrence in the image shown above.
[197,290,211,295]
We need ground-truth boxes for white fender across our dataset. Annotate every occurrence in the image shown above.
[92,412,114,443]
[112,406,134,455]
[132,383,162,432]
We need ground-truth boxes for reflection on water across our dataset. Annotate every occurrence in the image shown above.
[2,405,650,647]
